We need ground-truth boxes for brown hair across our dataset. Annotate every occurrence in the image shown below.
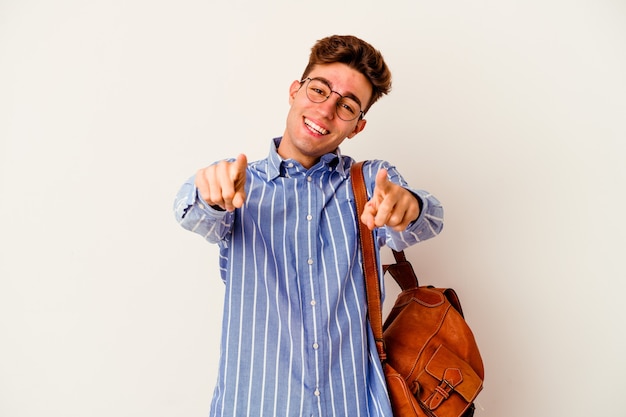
[301,35,392,114]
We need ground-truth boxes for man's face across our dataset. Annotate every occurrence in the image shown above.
[279,62,373,168]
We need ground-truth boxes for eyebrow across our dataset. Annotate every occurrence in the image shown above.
[314,76,363,108]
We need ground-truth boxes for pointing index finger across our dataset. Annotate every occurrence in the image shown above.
[374,168,391,192]
[232,154,248,180]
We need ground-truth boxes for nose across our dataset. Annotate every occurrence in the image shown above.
[317,94,340,119]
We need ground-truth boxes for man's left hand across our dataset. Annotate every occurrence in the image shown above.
[360,168,420,231]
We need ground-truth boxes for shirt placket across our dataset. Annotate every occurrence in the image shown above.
[299,169,325,414]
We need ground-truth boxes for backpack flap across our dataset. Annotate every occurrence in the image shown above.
[420,345,483,413]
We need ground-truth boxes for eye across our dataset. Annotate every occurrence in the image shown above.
[339,100,357,115]
[310,86,327,97]
[308,79,331,98]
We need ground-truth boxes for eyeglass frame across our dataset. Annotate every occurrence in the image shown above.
[298,77,366,121]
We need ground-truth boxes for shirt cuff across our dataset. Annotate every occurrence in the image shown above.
[195,188,230,217]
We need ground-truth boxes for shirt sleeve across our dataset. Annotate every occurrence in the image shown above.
[173,175,234,244]
[383,187,444,251]
[361,160,444,252]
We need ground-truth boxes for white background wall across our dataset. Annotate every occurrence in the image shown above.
[1,1,625,416]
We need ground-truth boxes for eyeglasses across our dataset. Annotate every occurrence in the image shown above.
[299,77,365,121]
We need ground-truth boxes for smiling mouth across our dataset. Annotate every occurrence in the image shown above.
[304,118,329,135]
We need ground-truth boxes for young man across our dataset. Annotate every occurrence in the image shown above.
[174,35,444,417]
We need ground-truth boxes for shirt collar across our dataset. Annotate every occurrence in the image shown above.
[266,137,347,181]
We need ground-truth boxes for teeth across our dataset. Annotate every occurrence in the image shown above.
[305,118,328,135]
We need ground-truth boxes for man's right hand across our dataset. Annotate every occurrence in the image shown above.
[195,154,248,212]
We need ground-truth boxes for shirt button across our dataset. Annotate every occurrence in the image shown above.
[306,214,313,221]
[314,389,320,396]
[313,343,319,349]
[287,162,294,168]
[310,300,316,306]
[307,176,312,182]
[307,259,313,265]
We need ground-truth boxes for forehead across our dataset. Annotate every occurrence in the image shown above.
[307,63,372,105]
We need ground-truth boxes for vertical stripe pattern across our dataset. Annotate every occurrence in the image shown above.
[174,138,444,417]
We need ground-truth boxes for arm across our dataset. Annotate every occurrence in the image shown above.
[173,154,248,243]
[359,160,444,251]
[173,177,234,244]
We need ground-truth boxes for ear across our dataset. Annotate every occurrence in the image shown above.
[347,118,367,139]
[288,80,301,105]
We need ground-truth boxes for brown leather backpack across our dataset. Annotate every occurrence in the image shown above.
[351,162,485,417]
